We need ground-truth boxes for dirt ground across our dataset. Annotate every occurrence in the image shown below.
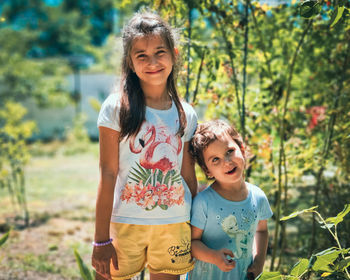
[0,208,95,279]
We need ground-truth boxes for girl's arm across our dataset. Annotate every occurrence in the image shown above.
[191,225,236,272]
[92,127,119,278]
[181,141,198,197]
[247,219,269,278]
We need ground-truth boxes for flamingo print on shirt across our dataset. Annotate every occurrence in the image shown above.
[120,122,185,211]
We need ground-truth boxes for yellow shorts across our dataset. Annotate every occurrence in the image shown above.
[109,222,194,280]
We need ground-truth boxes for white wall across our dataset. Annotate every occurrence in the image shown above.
[24,73,118,141]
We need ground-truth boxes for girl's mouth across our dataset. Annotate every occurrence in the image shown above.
[146,69,164,74]
[226,166,237,175]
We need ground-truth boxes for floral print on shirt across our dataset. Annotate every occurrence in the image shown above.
[120,122,185,211]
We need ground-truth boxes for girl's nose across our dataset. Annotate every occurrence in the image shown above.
[148,55,158,66]
[224,154,232,164]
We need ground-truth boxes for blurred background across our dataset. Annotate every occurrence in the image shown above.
[0,0,349,279]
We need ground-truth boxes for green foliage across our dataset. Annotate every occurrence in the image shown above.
[0,231,10,248]
[0,28,69,106]
[271,205,350,279]
[300,0,322,19]
[325,204,350,228]
[88,97,102,113]
[63,113,91,155]
[1,0,115,55]
[256,271,283,280]
[299,0,350,28]
[280,206,319,221]
[290,258,309,277]
[0,102,36,225]
[74,249,95,280]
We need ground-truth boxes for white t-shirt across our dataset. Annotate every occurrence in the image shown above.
[97,93,198,225]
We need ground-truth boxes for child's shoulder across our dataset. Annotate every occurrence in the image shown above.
[103,92,121,104]
[180,99,197,114]
[99,93,123,114]
[246,182,269,198]
[193,185,213,201]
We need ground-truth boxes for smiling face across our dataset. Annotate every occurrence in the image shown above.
[130,35,174,90]
[203,133,245,189]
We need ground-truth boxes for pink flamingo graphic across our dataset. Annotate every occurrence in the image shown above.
[129,124,182,174]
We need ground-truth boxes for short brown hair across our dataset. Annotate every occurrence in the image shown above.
[190,119,245,177]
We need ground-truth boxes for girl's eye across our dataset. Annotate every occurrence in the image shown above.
[156,50,165,55]
[227,149,234,155]
[137,54,146,59]
[212,157,220,163]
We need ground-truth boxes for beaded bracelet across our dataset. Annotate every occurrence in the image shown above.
[92,238,113,247]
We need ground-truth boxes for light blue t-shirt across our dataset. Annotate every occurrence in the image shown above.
[188,182,273,280]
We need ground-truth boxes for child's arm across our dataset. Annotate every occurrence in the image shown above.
[92,127,119,278]
[247,219,269,278]
[181,141,198,197]
[191,225,236,272]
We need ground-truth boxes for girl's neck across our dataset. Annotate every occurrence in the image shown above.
[142,83,172,110]
[212,180,248,202]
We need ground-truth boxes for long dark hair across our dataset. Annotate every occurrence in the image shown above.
[119,11,186,139]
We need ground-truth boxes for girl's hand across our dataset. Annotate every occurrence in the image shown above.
[213,248,236,272]
[92,243,118,280]
[247,258,264,279]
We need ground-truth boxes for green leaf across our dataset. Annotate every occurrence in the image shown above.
[128,164,152,184]
[280,206,318,221]
[290,258,309,276]
[164,171,171,185]
[312,248,341,272]
[324,204,350,228]
[300,0,320,18]
[136,163,151,177]
[256,271,283,280]
[171,171,182,184]
[157,169,164,183]
[330,5,345,28]
[128,172,142,182]
[145,204,158,211]
[0,231,10,248]
[74,249,93,280]
[337,256,350,271]
[159,204,168,210]
[132,165,149,179]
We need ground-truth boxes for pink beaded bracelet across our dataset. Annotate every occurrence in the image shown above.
[92,238,113,247]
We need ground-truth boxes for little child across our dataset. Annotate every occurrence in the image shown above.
[188,119,273,280]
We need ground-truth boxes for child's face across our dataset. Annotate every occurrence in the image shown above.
[130,35,174,89]
[202,133,245,187]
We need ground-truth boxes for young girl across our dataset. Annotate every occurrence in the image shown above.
[92,11,198,280]
[188,120,272,280]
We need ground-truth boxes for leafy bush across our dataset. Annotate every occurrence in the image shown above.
[258,205,350,279]
[0,102,36,225]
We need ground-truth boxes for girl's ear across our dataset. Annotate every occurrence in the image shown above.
[205,168,214,179]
